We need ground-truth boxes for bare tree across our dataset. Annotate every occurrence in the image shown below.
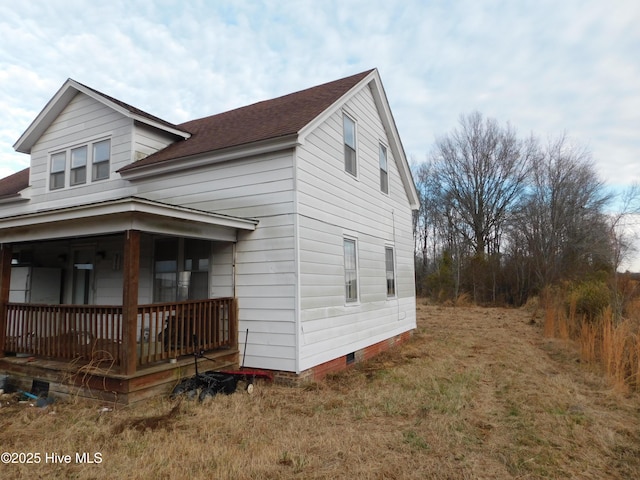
[433,112,535,258]
[513,134,613,288]
[431,112,535,302]
[608,183,640,271]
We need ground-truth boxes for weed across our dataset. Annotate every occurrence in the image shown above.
[403,430,430,451]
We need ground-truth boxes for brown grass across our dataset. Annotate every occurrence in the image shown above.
[1,302,639,479]
[545,297,640,394]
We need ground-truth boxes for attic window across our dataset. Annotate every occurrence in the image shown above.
[343,114,357,176]
[379,143,388,194]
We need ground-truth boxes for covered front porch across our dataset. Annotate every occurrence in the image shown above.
[3,298,237,369]
[0,197,257,402]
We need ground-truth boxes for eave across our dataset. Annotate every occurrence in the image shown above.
[13,79,191,154]
[0,196,258,244]
[118,134,300,181]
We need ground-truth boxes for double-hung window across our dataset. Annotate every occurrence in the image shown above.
[71,146,87,185]
[92,139,110,181]
[385,247,396,297]
[344,238,358,302]
[50,152,66,190]
[379,143,388,194]
[343,114,357,176]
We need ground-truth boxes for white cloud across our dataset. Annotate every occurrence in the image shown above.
[0,0,638,191]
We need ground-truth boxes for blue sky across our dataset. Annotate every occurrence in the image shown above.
[1,0,639,263]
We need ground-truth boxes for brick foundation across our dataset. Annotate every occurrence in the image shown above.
[271,329,414,386]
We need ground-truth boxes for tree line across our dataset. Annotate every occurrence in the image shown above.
[412,111,638,306]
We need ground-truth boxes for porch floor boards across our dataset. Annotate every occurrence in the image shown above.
[0,347,239,404]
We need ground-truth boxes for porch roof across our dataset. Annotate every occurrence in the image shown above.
[0,196,258,243]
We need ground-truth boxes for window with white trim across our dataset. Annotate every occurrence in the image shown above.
[70,146,87,185]
[92,139,110,181]
[50,152,66,190]
[379,143,388,193]
[344,238,358,302]
[385,246,396,297]
[49,139,111,190]
[343,114,357,176]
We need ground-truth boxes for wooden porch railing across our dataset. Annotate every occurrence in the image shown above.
[137,298,236,365]
[3,298,236,370]
[4,303,123,366]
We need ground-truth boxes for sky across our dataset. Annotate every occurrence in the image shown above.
[0,0,639,265]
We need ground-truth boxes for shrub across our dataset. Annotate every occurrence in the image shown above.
[568,280,610,321]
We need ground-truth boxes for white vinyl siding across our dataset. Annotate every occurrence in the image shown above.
[24,93,135,213]
[136,150,298,371]
[295,83,416,372]
[133,124,178,162]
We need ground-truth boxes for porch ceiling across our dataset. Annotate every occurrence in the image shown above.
[0,196,258,243]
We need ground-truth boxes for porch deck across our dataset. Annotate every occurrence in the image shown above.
[0,298,240,403]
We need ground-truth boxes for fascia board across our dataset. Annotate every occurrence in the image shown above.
[297,69,420,210]
[13,80,190,154]
[368,76,420,210]
[70,81,191,140]
[297,70,377,144]
[13,80,78,153]
[0,197,258,232]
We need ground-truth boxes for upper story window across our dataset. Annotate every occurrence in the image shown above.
[92,140,110,181]
[71,146,87,185]
[49,138,110,190]
[379,143,388,194]
[343,114,357,176]
[50,152,66,190]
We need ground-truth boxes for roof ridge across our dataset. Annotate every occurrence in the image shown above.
[180,69,376,126]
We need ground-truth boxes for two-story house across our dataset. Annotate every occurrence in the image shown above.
[0,69,419,402]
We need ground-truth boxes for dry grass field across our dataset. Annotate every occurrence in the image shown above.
[1,301,639,479]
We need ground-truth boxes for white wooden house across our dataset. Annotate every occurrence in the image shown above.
[0,69,419,401]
